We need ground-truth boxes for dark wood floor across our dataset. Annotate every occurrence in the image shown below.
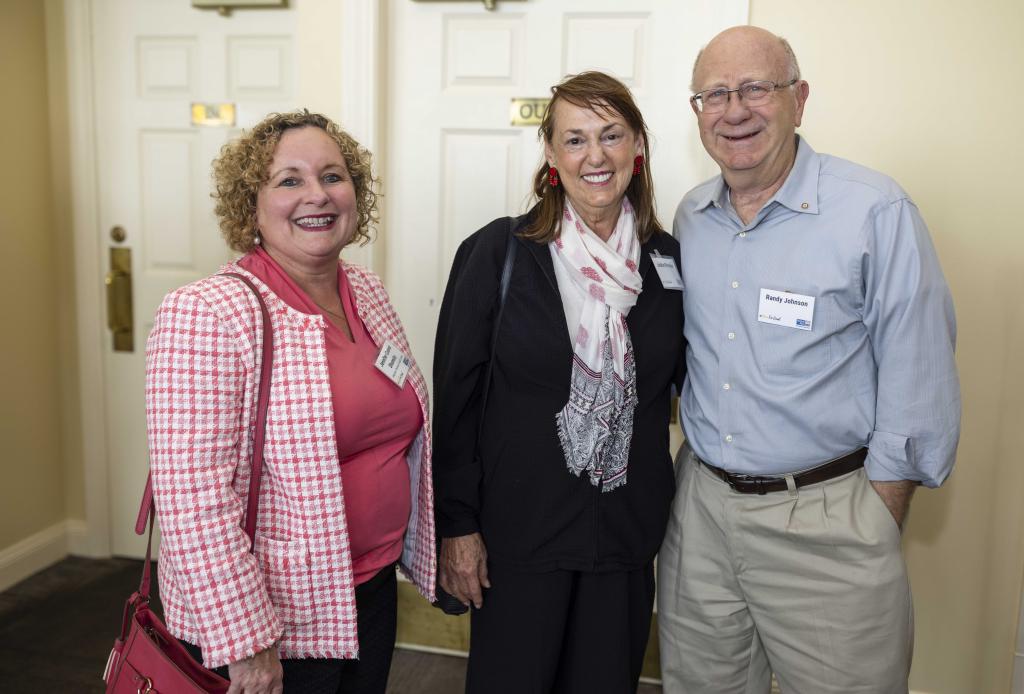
[0,557,661,693]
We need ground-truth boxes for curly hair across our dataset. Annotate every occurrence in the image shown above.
[212,110,380,253]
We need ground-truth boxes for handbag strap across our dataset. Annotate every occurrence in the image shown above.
[476,219,517,439]
[133,272,274,601]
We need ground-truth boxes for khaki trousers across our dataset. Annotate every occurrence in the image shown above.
[657,443,913,693]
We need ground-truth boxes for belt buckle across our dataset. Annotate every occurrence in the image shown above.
[729,473,769,495]
[721,470,743,492]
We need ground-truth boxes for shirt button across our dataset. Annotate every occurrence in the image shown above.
[723,383,731,391]
[725,434,734,443]
[727,332,736,340]
[731,281,739,289]
[738,232,747,238]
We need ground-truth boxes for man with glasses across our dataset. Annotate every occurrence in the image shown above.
[657,25,960,693]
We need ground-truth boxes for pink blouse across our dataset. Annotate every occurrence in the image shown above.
[240,248,421,585]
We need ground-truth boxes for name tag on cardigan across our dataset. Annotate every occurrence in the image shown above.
[374,340,412,388]
[651,253,683,290]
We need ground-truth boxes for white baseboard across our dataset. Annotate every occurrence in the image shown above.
[65,518,90,556]
[0,520,76,592]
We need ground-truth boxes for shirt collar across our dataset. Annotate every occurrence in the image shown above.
[692,135,820,216]
[771,135,820,215]
[693,175,729,213]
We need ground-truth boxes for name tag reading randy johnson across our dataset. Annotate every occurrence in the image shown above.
[374,339,412,388]
[757,288,815,331]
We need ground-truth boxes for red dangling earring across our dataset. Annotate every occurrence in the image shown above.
[548,166,560,187]
[633,155,644,176]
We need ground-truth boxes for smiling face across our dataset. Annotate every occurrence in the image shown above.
[692,27,808,192]
[544,99,643,239]
[255,126,357,272]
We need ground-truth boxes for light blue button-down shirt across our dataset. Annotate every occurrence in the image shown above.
[675,137,960,487]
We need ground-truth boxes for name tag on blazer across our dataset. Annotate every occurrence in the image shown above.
[375,339,412,387]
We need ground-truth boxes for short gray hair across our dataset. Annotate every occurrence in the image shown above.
[690,35,802,92]
[779,37,801,82]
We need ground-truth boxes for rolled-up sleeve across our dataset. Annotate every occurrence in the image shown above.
[861,198,961,487]
[146,288,282,667]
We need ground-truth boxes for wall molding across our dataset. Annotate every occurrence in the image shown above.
[52,0,112,560]
[65,518,91,556]
[338,0,382,276]
[0,521,74,593]
[1015,580,1024,693]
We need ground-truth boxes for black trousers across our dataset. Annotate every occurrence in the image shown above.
[465,562,656,694]
[181,564,398,694]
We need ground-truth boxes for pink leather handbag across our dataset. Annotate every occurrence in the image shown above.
[103,273,272,693]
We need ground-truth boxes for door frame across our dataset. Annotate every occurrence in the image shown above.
[63,0,384,557]
[56,0,110,557]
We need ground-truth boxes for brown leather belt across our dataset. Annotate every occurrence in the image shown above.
[697,448,868,495]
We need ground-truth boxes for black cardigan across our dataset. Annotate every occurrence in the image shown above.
[433,212,685,572]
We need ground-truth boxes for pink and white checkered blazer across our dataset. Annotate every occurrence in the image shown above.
[145,260,436,669]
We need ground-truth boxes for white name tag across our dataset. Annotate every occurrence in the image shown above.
[374,339,412,388]
[651,254,684,290]
[757,288,816,331]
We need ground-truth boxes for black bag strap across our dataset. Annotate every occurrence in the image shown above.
[477,218,517,437]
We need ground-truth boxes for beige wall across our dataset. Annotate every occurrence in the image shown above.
[748,0,1024,691]
[0,1,70,547]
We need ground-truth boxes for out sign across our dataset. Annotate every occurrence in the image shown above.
[510,98,550,126]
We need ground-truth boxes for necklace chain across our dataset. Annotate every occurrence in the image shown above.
[313,300,346,320]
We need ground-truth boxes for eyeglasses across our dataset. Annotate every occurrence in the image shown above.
[690,79,799,114]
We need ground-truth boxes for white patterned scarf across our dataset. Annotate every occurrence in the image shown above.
[551,198,643,492]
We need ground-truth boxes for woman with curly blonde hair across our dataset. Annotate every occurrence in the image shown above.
[145,110,436,693]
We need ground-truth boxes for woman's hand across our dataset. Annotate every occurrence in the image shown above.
[440,533,491,609]
[226,645,284,694]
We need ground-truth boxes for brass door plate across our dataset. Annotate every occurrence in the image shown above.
[106,247,134,352]
[191,103,236,127]
[510,98,550,126]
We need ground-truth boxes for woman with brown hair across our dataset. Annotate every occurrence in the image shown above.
[433,72,684,694]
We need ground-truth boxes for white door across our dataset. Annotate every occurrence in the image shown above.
[385,0,747,387]
[91,0,301,556]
